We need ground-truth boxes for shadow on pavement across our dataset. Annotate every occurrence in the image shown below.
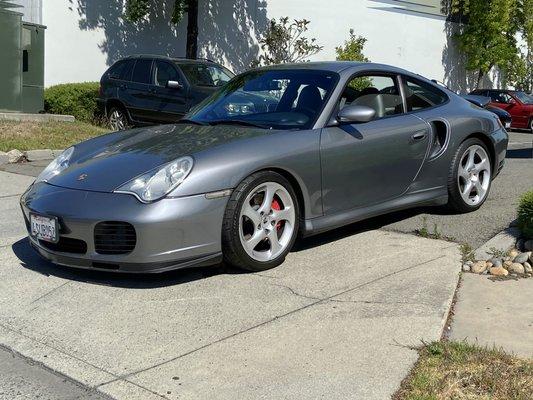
[13,204,457,286]
[11,238,243,289]
[506,148,533,159]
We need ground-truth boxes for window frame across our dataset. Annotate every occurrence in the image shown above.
[399,74,450,114]
[130,58,155,86]
[329,71,407,124]
[153,60,183,88]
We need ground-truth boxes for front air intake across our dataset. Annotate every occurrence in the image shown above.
[94,221,136,255]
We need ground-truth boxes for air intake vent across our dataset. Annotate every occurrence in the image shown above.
[428,120,449,159]
[40,237,87,254]
[94,221,136,255]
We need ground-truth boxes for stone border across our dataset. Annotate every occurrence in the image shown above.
[0,113,75,123]
[0,149,64,165]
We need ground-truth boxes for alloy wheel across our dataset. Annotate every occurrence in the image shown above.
[457,144,491,206]
[109,109,127,131]
[238,182,296,262]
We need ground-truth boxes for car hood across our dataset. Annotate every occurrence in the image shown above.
[47,123,270,192]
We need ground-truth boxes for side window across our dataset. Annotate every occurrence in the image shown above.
[107,61,125,80]
[403,77,447,111]
[339,75,404,119]
[154,61,180,87]
[131,59,153,84]
[120,60,135,81]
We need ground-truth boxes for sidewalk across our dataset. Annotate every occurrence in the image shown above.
[0,170,462,400]
[450,274,533,358]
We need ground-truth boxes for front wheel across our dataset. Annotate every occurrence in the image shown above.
[222,171,299,272]
[447,138,492,213]
[108,106,130,131]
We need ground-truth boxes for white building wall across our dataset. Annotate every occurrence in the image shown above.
[11,0,42,24]
[42,0,490,92]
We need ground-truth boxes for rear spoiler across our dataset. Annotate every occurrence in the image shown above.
[462,95,490,108]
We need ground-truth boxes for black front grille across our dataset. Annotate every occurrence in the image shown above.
[94,221,136,255]
[39,237,87,254]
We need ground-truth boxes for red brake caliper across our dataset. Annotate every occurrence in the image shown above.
[271,198,283,231]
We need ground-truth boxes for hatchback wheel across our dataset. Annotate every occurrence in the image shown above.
[222,171,299,271]
[447,138,492,212]
[108,106,129,131]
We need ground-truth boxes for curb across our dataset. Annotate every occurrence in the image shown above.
[474,226,521,260]
[0,113,75,123]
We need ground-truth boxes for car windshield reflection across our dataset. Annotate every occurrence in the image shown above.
[185,69,339,130]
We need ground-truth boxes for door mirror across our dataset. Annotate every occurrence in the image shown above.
[167,80,183,90]
[508,98,517,105]
[337,105,376,124]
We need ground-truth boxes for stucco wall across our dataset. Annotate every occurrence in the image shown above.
[42,0,494,92]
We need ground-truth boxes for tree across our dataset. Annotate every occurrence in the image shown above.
[253,17,322,67]
[335,29,369,63]
[125,0,199,59]
[450,0,520,88]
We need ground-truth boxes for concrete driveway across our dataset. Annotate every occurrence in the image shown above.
[0,170,460,400]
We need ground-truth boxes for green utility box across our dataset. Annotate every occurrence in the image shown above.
[0,2,46,113]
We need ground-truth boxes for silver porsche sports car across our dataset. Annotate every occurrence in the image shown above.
[21,62,508,273]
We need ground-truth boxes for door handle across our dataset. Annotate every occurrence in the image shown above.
[411,131,427,141]
[119,84,127,90]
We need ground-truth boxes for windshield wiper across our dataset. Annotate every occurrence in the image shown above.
[176,118,206,126]
[207,120,270,129]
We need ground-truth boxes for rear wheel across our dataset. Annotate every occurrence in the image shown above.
[108,106,129,131]
[447,138,492,213]
[222,171,299,271]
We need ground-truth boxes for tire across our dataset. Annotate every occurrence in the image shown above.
[222,171,300,272]
[529,118,533,133]
[447,137,492,213]
[107,106,130,131]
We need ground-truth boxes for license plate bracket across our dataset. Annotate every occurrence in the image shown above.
[30,213,59,243]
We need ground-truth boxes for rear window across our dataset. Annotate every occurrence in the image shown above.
[131,59,153,84]
[107,59,135,81]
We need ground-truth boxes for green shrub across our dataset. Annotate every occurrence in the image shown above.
[518,190,533,239]
[44,82,100,123]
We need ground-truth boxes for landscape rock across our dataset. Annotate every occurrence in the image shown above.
[509,249,519,258]
[509,263,525,274]
[489,258,502,268]
[524,262,532,274]
[524,240,533,251]
[503,260,513,268]
[462,264,471,272]
[24,149,55,162]
[485,261,493,269]
[7,149,25,163]
[471,261,487,274]
[513,252,529,264]
[489,266,509,276]
[466,260,474,266]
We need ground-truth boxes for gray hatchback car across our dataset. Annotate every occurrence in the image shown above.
[22,62,508,273]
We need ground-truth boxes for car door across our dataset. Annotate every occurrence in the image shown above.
[320,73,431,214]
[119,58,155,123]
[151,60,190,122]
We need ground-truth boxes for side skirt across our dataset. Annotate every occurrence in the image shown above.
[303,187,448,237]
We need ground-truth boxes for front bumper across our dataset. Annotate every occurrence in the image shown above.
[20,182,228,273]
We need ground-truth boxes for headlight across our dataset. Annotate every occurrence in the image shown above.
[35,147,75,183]
[115,156,193,202]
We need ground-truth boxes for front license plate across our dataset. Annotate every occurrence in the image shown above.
[505,122,511,129]
[30,213,58,243]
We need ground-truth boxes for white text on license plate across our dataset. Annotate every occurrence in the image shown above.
[30,214,58,243]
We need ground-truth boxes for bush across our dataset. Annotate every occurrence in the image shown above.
[44,82,100,124]
[335,29,369,62]
[518,190,533,239]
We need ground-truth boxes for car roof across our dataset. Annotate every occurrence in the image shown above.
[253,61,413,74]
[118,54,219,64]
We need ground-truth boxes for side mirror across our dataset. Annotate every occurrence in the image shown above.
[167,80,183,90]
[337,105,376,124]
[508,98,517,105]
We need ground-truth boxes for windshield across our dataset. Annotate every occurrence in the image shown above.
[513,91,533,104]
[177,63,234,87]
[185,69,338,130]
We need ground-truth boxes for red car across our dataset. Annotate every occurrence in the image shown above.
[470,89,533,131]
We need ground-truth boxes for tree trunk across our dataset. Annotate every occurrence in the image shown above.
[186,0,198,59]
[476,69,484,89]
